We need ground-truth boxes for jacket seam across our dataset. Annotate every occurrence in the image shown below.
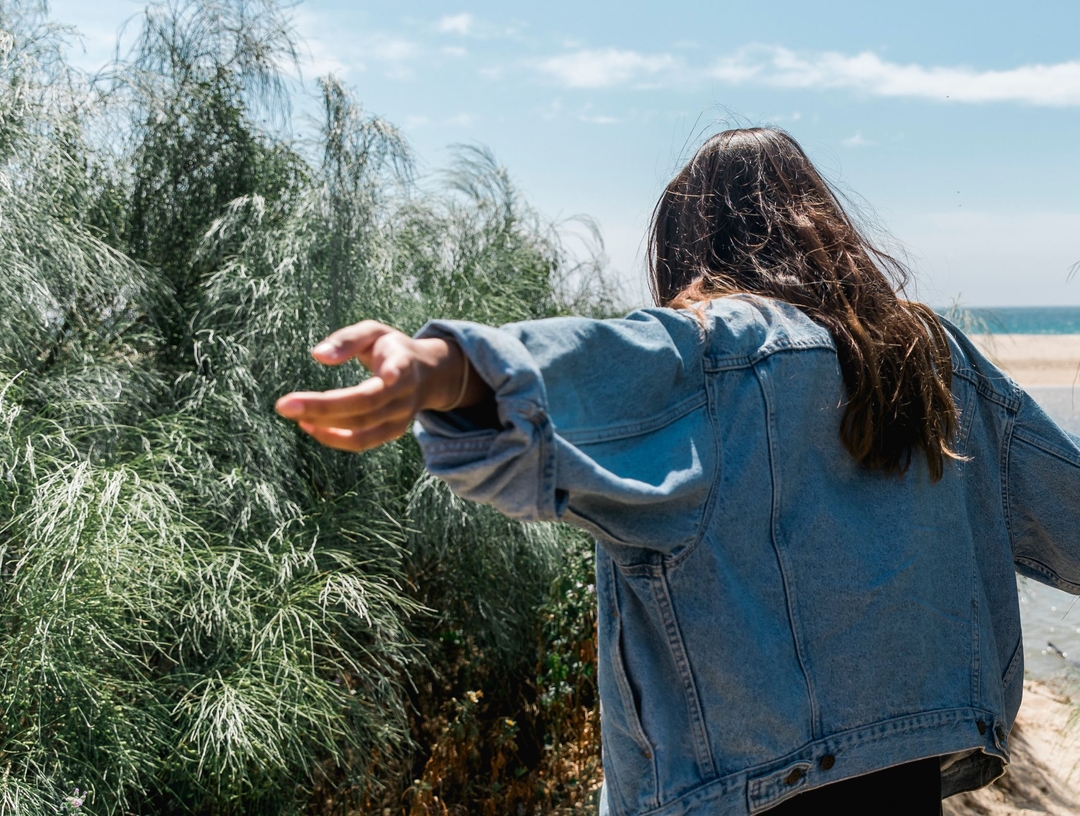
[565,506,695,553]
[420,397,540,454]
[1012,426,1080,468]
[1014,556,1080,594]
[422,435,497,455]
[1001,410,1017,570]
[608,558,661,808]
[652,566,717,780]
[703,338,836,372]
[955,377,977,456]
[952,367,1022,411]
[970,560,981,708]
[1001,636,1023,690]
[665,351,723,569]
[558,392,707,445]
[755,362,821,740]
[538,414,556,520]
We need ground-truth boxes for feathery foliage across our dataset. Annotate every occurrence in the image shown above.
[0,1,610,813]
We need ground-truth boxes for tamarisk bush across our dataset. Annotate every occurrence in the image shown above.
[0,1,610,813]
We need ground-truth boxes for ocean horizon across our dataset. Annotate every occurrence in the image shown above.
[934,305,1080,335]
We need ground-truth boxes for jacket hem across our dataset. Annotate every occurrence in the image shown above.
[622,707,1007,816]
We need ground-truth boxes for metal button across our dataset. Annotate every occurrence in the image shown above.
[820,754,835,771]
[785,768,805,786]
[976,720,987,735]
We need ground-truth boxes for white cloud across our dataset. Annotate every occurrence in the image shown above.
[446,113,475,126]
[537,98,563,121]
[354,38,421,80]
[438,13,473,36]
[537,48,679,89]
[578,102,621,125]
[764,111,802,124]
[533,42,1080,107]
[369,39,420,63]
[580,113,621,125]
[841,131,874,148]
[291,11,349,78]
[710,46,1080,107]
[442,46,468,58]
[438,13,521,41]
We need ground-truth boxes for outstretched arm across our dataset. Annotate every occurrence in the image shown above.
[278,309,714,551]
[274,320,492,452]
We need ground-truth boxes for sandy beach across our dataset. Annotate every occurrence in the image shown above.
[946,679,1080,816]
[969,335,1080,388]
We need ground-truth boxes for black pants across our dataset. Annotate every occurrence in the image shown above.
[762,756,942,815]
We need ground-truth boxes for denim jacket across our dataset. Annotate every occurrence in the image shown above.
[413,295,1080,816]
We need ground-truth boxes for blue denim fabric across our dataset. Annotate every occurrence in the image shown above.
[413,295,1080,816]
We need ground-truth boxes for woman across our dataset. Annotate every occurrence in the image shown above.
[275,129,1080,815]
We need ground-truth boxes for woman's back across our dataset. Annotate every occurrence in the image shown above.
[276,127,1080,815]
[413,294,1080,815]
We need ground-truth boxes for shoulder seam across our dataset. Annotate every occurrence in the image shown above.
[704,338,835,372]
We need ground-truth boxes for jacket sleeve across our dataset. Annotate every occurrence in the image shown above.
[1008,394,1080,593]
[412,309,717,553]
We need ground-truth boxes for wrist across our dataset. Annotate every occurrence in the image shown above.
[414,338,465,412]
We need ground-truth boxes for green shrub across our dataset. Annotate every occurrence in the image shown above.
[0,2,609,813]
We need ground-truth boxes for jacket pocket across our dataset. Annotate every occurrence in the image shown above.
[611,599,654,757]
[1001,636,1023,689]
[597,555,659,814]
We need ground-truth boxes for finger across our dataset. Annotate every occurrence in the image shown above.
[275,379,401,421]
[292,395,418,430]
[312,320,396,366]
[298,420,410,453]
[369,332,417,387]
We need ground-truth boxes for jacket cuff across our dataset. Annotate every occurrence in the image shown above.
[412,320,558,522]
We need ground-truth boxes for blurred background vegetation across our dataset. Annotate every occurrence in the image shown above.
[0,1,613,812]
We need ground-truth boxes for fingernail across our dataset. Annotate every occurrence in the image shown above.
[276,396,300,417]
[313,341,337,357]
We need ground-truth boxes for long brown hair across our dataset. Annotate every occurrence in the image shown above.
[649,127,958,481]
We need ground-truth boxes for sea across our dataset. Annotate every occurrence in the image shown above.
[931,306,1080,679]
[934,305,1080,335]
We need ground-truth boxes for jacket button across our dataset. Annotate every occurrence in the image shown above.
[976,720,987,735]
[785,768,805,786]
[995,725,1007,742]
[820,754,835,771]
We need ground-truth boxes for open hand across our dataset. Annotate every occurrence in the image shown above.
[275,320,486,453]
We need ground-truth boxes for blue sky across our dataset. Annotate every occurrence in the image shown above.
[52,0,1080,307]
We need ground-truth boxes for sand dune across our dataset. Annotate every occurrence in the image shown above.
[969,335,1080,388]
